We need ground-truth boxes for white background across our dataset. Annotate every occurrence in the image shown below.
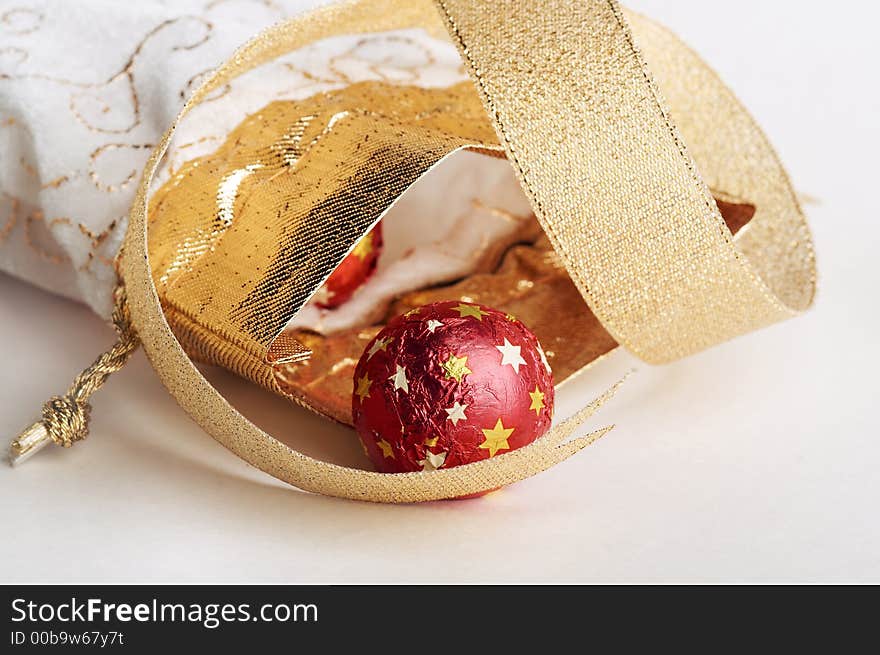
[1,0,878,583]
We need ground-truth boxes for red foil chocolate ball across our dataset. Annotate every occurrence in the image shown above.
[314,223,383,309]
[352,300,554,475]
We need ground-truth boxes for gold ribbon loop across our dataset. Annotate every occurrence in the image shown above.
[117,0,816,500]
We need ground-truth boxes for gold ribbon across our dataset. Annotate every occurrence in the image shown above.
[435,0,816,363]
[116,0,815,501]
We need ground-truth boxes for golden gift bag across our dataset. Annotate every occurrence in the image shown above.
[10,0,816,502]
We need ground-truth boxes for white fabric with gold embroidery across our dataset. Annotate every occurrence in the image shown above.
[0,0,524,319]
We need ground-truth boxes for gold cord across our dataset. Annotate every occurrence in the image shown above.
[9,284,139,463]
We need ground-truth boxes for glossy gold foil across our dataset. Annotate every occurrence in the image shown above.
[148,81,500,378]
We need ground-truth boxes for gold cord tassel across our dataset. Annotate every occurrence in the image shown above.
[8,284,140,465]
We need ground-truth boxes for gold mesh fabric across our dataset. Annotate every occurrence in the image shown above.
[148,82,501,377]
[122,0,816,502]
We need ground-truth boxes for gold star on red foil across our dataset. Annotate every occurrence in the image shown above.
[441,353,471,383]
[426,319,443,333]
[454,303,489,320]
[528,386,546,416]
[376,438,394,459]
[355,373,372,401]
[351,231,374,262]
[367,336,391,359]
[480,418,514,457]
